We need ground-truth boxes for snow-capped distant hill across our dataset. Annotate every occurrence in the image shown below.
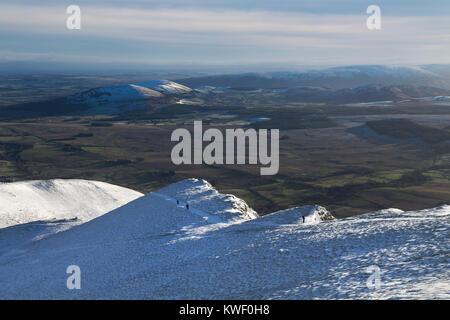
[0,179,143,228]
[68,84,164,106]
[68,80,192,107]
[1,79,195,118]
[190,81,450,104]
[194,84,450,103]
[261,84,450,103]
[419,95,450,102]
[135,80,192,95]
[179,64,450,90]
[313,85,450,103]
[270,65,436,80]
[0,178,448,299]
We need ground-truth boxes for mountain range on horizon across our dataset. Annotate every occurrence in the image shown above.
[178,64,450,90]
[2,64,450,119]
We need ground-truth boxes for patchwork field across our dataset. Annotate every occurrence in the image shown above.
[1,74,450,217]
[1,107,449,217]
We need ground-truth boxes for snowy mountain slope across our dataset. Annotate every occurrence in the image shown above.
[156,178,258,221]
[68,80,192,107]
[0,179,143,228]
[259,205,334,225]
[135,80,192,95]
[68,84,163,106]
[0,178,257,267]
[0,218,80,261]
[0,178,448,299]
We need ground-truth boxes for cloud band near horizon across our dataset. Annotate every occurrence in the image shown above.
[0,1,449,68]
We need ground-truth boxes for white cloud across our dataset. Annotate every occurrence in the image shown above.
[1,4,449,65]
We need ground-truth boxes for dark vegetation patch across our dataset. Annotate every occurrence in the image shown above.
[0,98,91,120]
[102,159,133,167]
[250,113,335,130]
[0,142,33,162]
[366,119,450,154]
[366,119,450,144]
[72,132,94,138]
[90,122,113,127]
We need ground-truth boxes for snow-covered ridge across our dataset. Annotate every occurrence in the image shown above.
[0,179,143,228]
[68,80,192,106]
[259,205,334,225]
[0,184,448,299]
[0,178,332,230]
[156,178,259,221]
[135,80,192,94]
[0,178,448,299]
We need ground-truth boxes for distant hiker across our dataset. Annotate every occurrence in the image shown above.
[176,199,179,205]
[186,203,189,210]
[302,216,305,223]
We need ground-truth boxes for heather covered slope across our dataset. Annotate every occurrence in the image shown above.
[0,179,448,299]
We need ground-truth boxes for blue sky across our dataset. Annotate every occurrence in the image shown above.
[1,1,449,71]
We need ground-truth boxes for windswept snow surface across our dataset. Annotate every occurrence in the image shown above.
[156,179,258,221]
[260,205,334,224]
[0,179,448,299]
[0,179,143,228]
[135,80,192,95]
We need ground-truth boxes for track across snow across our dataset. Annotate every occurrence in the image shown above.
[152,192,223,224]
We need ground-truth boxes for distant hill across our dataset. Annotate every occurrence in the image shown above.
[179,64,450,90]
[283,84,450,103]
[69,80,192,107]
[2,67,450,120]
[0,80,194,119]
[192,83,450,103]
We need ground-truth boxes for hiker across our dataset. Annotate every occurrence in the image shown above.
[176,199,179,205]
[186,203,189,210]
[302,215,305,223]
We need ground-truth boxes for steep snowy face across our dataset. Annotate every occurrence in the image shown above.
[260,205,334,225]
[1,178,448,299]
[68,80,192,106]
[0,179,143,228]
[156,178,258,221]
